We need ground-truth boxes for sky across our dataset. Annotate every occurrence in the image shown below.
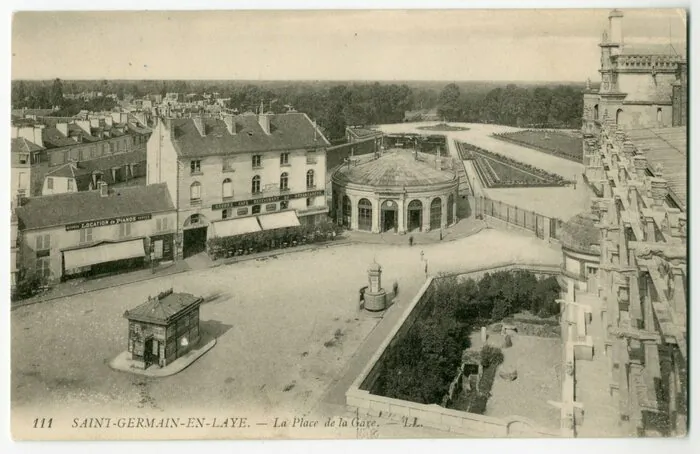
[11,8,687,82]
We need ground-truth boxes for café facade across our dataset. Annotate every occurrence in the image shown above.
[15,183,177,282]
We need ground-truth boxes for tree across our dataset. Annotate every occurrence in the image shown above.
[437,83,461,121]
[50,78,64,108]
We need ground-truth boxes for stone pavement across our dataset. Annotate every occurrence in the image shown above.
[12,217,487,309]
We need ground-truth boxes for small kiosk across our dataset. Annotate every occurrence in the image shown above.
[123,289,202,369]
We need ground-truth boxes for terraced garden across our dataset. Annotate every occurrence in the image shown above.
[458,141,570,188]
[491,130,583,163]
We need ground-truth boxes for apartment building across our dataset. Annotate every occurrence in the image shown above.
[147,111,330,259]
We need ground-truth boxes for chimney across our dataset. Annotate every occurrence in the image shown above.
[193,117,206,137]
[622,140,636,160]
[608,9,624,45]
[56,123,69,137]
[99,181,109,197]
[649,178,668,210]
[258,112,271,135]
[223,115,236,135]
[633,156,647,180]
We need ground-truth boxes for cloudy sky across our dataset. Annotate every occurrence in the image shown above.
[11,8,686,81]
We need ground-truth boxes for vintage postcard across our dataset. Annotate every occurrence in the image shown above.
[9,8,688,441]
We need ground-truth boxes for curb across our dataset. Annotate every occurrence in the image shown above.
[11,224,488,311]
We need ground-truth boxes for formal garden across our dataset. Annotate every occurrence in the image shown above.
[206,219,344,260]
[491,130,583,163]
[369,270,562,414]
[459,142,571,188]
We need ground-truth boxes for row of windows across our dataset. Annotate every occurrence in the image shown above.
[50,137,136,166]
[191,151,315,175]
[189,171,316,202]
[32,218,171,250]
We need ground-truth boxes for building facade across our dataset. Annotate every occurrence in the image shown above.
[123,289,202,369]
[147,111,330,259]
[582,9,687,137]
[331,151,459,234]
[10,112,151,199]
[14,183,177,283]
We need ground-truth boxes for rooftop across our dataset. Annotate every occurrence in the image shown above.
[625,126,687,210]
[11,137,44,153]
[558,212,601,255]
[169,112,330,157]
[333,150,456,188]
[16,182,174,230]
[124,291,202,325]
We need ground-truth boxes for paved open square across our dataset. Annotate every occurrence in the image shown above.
[12,228,560,432]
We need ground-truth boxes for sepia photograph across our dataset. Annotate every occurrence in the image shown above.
[7,5,690,445]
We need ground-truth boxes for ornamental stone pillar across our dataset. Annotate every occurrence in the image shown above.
[350,195,359,231]
[371,198,380,233]
[452,193,458,224]
[397,198,406,234]
[441,196,448,230]
[619,227,629,267]
[645,216,656,242]
[632,155,648,181]
[642,274,654,332]
[422,197,431,232]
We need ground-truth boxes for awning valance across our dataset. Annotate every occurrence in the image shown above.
[63,239,146,270]
[212,216,261,237]
[257,211,301,230]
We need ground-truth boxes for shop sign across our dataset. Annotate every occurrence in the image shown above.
[212,190,325,210]
[65,214,152,231]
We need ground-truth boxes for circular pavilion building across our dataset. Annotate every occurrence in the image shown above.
[331,150,459,234]
[558,211,602,291]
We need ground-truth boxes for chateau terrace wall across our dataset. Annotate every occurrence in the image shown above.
[346,262,564,438]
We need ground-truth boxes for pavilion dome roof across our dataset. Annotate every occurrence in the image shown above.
[559,212,601,255]
[333,151,456,188]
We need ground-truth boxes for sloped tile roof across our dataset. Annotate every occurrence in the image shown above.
[42,126,79,148]
[123,292,202,325]
[170,112,330,157]
[333,151,456,187]
[625,127,687,209]
[11,137,44,153]
[16,182,174,230]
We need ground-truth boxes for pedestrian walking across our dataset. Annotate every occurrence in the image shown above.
[424,261,428,278]
[439,229,443,241]
[393,281,399,296]
[409,235,414,247]
[420,250,424,262]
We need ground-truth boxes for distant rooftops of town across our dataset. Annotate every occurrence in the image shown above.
[10,110,152,151]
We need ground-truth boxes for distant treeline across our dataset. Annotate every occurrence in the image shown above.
[12,79,585,139]
[437,83,584,129]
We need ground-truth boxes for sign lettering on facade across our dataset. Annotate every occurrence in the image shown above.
[212,190,326,211]
[65,214,153,231]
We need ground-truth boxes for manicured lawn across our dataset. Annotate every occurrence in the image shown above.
[492,130,583,163]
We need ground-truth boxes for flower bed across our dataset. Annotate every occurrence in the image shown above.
[464,143,570,188]
[206,220,343,260]
[417,123,470,132]
[492,130,583,163]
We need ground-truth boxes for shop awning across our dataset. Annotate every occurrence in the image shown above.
[212,216,261,237]
[63,239,146,270]
[257,210,301,230]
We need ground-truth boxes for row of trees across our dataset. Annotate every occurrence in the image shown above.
[12,78,118,116]
[373,270,561,405]
[438,83,584,129]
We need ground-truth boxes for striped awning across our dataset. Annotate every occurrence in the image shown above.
[63,239,145,270]
[212,216,261,237]
[257,211,301,230]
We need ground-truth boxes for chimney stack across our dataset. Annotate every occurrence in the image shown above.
[223,115,236,135]
[258,112,271,135]
[56,123,69,137]
[193,117,206,137]
[649,178,668,210]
